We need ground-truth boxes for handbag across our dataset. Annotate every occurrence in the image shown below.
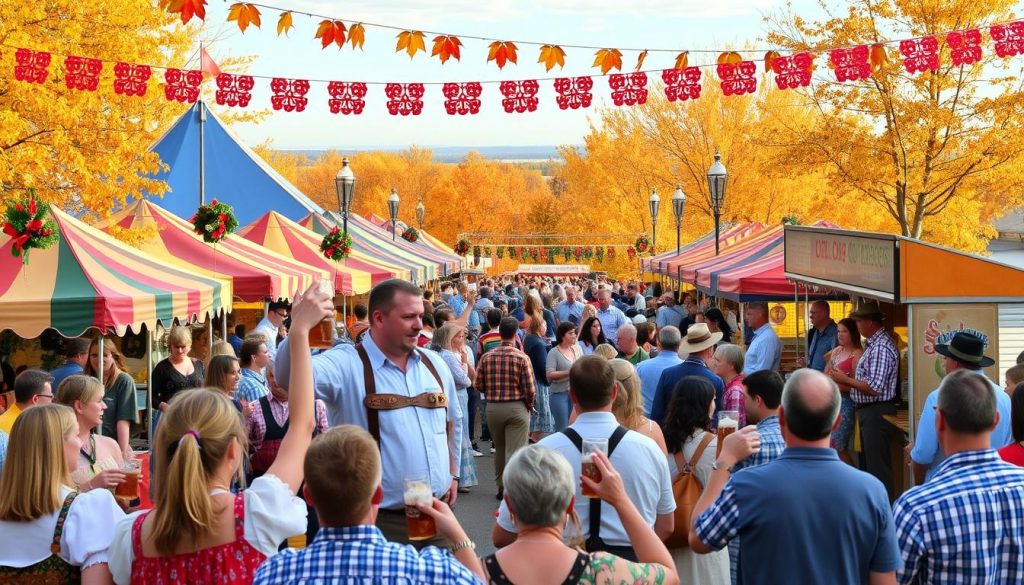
[664,431,715,549]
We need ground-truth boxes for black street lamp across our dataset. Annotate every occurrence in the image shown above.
[672,184,687,254]
[416,200,425,231]
[387,188,400,240]
[335,158,356,234]
[707,151,728,255]
[648,188,660,254]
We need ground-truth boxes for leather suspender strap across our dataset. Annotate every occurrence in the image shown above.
[416,348,445,390]
[356,344,380,444]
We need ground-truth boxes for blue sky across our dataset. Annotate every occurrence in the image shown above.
[198,0,821,149]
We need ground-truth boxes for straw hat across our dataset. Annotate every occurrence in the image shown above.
[678,323,723,356]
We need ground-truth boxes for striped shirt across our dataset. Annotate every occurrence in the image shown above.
[894,449,1024,585]
[253,525,482,585]
[852,329,899,404]
[475,343,536,406]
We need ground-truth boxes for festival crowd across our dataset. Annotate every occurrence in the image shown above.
[1,274,1023,584]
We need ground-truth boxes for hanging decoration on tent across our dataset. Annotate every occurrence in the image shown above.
[484,245,492,257]
[13,49,50,84]
[607,247,615,259]
[595,247,604,262]
[900,37,940,73]
[609,72,648,106]
[3,190,58,264]
[771,53,813,89]
[991,21,1024,57]
[500,80,539,114]
[401,226,419,242]
[947,29,983,65]
[454,238,471,256]
[496,246,504,259]
[662,67,702,102]
[113,63,151,96]
[270,77,310,112]
[582,247,593,260]
[472,245,482,265]
[554,77,593,110]
[507,246,516,259]
[64,56,102,91]
[518,246,528,258]
[328,81,368,115]
[562,247,571,261]
[164,68,202,103]
[830,45,872,82]
[443,82,482,115]
[216,73,255,108]
[634,235,651,254]
[190,199,239,243]
[539,246,547,259]
[717,53,757,96]
[386,83,425,116]
[573,247,583,260]
[626,246,637,259]
[320,226,353,260]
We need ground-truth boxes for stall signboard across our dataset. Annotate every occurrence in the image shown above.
[785,228,897,299]
[909,303,999,434]
[517,264,590,275]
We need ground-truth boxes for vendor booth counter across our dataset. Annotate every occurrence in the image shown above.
[785,225,1024,497]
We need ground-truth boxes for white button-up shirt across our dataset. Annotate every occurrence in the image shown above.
[275,334,462,510]
[497,411,675,547]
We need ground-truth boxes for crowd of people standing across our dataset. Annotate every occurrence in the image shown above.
[1,273,1024,584]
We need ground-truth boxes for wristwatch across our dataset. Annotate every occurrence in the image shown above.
[451,475,461,482]
[449,539,476,554]
[712,460,734,473]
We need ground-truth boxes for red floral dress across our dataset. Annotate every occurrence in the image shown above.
[129,493,266,584]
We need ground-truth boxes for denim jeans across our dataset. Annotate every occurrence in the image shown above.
[549,390,571,433]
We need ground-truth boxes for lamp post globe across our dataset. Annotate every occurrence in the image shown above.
[335,157,356,234]
[672,185,687,255]
[387,188,401,241]
[648,188,660,255]
[706,150,728,255]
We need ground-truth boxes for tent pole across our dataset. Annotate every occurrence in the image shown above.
[207,317,213,357]
[794,283,801,364]
[97,333,105,386]
[221,309,228,341]
[199,98,206,206]
[146,326,153,444]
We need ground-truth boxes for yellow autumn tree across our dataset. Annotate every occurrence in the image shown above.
[765,0,1024,251]
[0,1,199,214]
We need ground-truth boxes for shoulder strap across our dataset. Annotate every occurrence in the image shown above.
[232,493,246,539]
[416,348,445,391]
[50,491,78,554]
[607,425,629,456]
[130,511,150,559]
[563,425,628,554]
[689,433,715,468]
[356,344,380,444]
[561,427,583,452]
[562,551,590,585]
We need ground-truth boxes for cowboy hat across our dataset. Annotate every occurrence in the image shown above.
[935,331,995,368]
[678,322,723,356]
[849,301,885,321]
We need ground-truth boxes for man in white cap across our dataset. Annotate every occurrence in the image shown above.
[650,323,724,424]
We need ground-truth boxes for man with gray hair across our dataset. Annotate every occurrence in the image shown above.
[556,286,585,326]
[615,323,649,366]
[636,326,682,416]
[596,289,629,348]
[689,369,899,585]
[894,369,1024,584]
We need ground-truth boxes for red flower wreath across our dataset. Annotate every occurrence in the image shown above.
[454,239,471,256]
[401,226,419,243]
[190,199,238,243]
[320,227,353,261]
[634,235,651,254]
[3,190,58,263]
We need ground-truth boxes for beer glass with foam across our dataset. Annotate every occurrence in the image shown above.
[717,411,740,457]
[403,476,436,541]
[581,438,608,498]
[308,280,336,349]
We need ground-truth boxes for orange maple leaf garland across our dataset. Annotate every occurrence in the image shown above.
[593,48,623,74]
[228,3,261,33]
[396,30,427,58]
[538,45,566,71]
[316,20,347,49]
[635,50,648,72]
[349,24,366,50]
[488,41,518,69]
[276,11,293,36]
[432,35,463,64]
[162,0,207,24]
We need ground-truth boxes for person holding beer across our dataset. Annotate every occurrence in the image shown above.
[108,281,334,583]
[54,375,129,497]
[254,425,484,584]
[494,355,675,561]
[274,279,464,547]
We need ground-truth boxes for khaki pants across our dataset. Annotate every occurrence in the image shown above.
[486,401,530,490]
[375,509,449,549]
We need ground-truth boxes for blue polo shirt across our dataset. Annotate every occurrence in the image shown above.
[650,357,724,424]
[695,447,900,585]
[50,361,83,391]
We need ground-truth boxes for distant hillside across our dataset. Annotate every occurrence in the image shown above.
[281,145,563,164]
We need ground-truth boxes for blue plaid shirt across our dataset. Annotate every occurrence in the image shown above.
[852,329,899,403]
[894,449,1024,585]
[733,415,785,472]
[253,525,483,585]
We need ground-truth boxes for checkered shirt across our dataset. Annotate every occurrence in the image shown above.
[475,343,536,406]
[894,449,1024,585]
[253,525,483,585]
[852,328,899,404]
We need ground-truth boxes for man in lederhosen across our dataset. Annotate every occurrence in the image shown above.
[276,279,463,547]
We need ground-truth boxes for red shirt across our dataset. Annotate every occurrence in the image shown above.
[998,442,1024,467]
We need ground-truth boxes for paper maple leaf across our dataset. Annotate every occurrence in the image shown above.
[396,30,426,58]
[538,45,566,72]
[316,20,347,49]
[593,48,623,74]
[488,41,518,69]
[227,3,261,33]
[432,35,463,64]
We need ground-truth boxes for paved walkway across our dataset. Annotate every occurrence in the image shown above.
[453,445,502,556]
